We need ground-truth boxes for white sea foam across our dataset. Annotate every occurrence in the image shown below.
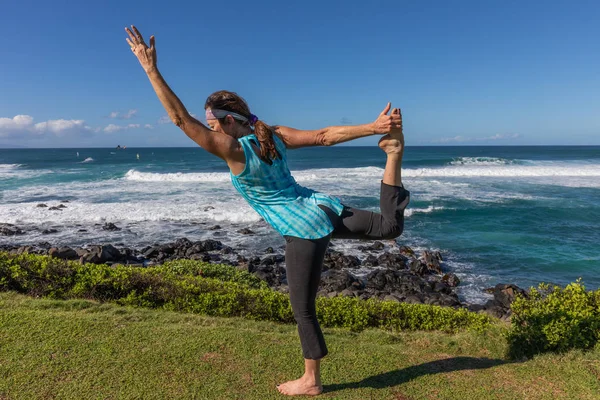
[404,206,447,217]
[405,164,600,178]
[0,164,52,180]
[0,163,22,169]
[80,157,95,163]
[449,157,515,166]
[124,169,231,182]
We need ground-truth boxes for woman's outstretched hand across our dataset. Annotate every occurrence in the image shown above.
[372,103,402,135]
[125,25,157,73]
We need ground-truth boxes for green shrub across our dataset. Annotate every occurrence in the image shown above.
[161,259,268,289]
[0,252,490,333]
[507,280,600,358]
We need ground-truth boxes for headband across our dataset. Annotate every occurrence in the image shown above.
[206,109,259,126]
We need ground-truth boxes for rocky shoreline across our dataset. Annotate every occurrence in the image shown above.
[1,222,526,320]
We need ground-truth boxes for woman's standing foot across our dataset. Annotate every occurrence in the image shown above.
[276,375,323,396]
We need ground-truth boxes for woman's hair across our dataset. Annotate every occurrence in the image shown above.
[205,90,280,165]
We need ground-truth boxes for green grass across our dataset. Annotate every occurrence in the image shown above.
[1,292,599,399]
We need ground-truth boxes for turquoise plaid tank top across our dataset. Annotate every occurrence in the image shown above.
[230,134,344,239]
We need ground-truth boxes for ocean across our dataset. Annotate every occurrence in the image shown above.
[1,145,599,303]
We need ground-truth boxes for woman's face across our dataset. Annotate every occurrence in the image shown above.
[207,115,246,139]
[206,118,224,133]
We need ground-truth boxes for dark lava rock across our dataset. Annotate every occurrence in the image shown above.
[77,229,88,232]
[420,250,443,274]
[175,237,193,249]
[79,244,123,264]
[377,252,408,269]
[204,206,215,211]
[264,247,274,254]
[57,204,67,209]
[399,245,416,257]
[48,206,62,211]
[320,270,357,292]
[0,223,24,236]
[36,203,48,208]
[207,225,221,230]
[49,247,79,260]
[432,281,452,295]
[442,273,461,287]
[362,254,379,267]
[484,283,528,309]
[42,229,58,235]
[102,223,121,231]
[237,228,255,235]
[358,241,385,252]
[201,239,223,251]
[324,250,361,269]
[409,259,427,275]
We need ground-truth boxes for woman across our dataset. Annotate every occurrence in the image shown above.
[126,26,409,396]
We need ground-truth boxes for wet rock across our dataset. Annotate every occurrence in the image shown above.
[377,252,408,269]
[362,254,379,267]
[36,203,48,208]
[264,247,274,254]
[237,228,255,235]
[204,206,215,211]
[57,204,67,209]
[221,246,234,255]
[202,239,223,251]
[42,229,58,235]
[399,245,416,257]
[208,225,221,231]
[358,241,385,252]
[48,206,62,211]
[0,223,24,236]
[409,259,427,275]
[175,237,193,249]
[420,250,443,274]
[102,223,121,231]
[77,229,88,232]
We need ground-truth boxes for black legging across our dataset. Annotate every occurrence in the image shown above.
[284,182,410,359]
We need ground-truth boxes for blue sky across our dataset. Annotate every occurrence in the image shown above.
[0,0,598,148]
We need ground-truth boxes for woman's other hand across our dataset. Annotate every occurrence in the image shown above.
[372,103,402,135]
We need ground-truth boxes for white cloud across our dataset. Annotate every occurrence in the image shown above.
[102,123,150,133]
[109,109,138,119]
[0,115,91,138]
[158,115,171,124]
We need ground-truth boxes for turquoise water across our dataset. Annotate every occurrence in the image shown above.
[1,145,599,301]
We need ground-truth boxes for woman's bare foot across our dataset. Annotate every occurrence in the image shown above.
[277,375,323,396]
[378,134,404,155]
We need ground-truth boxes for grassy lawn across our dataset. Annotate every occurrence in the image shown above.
[1,291,599,400]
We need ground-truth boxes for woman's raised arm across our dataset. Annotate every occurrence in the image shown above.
[274,104,402,149]
[125,26,239,161]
